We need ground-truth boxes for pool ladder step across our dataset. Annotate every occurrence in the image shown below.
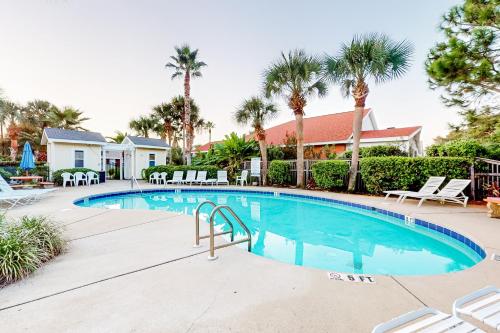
[194,200,252,260]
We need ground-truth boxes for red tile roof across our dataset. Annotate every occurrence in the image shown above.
[360,126,421,139]
[196,141,221,152]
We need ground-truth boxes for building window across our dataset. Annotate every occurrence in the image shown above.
[149,153,155,167]
[75,150,84,168]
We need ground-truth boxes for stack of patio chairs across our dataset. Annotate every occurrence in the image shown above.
[372,285,499,332]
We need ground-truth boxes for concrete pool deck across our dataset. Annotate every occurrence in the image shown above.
[1,181,499,332]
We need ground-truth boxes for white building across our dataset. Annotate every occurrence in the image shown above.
[41,128,170,180]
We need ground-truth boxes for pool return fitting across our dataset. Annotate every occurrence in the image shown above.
[194,200,252,260]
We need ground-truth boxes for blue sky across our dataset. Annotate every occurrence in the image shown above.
[0,0,462,145]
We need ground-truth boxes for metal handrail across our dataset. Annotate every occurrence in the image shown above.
[208,205,252,260]
[194,200,234,247]
[130,176,143,193]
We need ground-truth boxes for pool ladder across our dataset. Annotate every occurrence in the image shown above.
[194,200,252,260]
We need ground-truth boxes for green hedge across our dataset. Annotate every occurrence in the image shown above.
[52,168,98,186]
[268,160,291,186]
[341,145,408,159]
[143,165,220,181]
[426,139,499,159]
[311,160,350,190]
[359,157,471,194]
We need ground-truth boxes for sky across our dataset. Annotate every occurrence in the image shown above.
[0,0,463,146]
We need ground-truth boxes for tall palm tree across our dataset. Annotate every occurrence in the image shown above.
[48,106,90,130]
[325,33,413,191]
[129,115,156,138]
[234,97,278,186]
[165,44,207,165]
[106,130,129,144]
[264,50,327,187]
[204,121,215,143]
[152,102,182,146]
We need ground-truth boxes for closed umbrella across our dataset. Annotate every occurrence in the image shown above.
[19,142,35,175]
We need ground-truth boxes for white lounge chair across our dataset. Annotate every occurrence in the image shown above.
[372,307,484,333]
[159,172,168,185]
[166,171,184,185]
[216,170,229,185]
[384,176,446,203]
[149,172,160,184]
[182,170,197,185]
[193,171,207,185]
[236,170,249,186]
[86,171,99,185]
[74,172,87,186]
[0,175,55,209]
[61,172,75,187]
[406,179,471,207]
[453,285,500,331]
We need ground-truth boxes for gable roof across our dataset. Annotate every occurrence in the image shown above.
[42,128,107,145]
[262,109,372,145]
[360,126,421,140]
[196,141,222,152]
[125,136,170,149]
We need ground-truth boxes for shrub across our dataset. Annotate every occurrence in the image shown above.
[359,157,471,194]
[311,160,350,190]
[426,139,495,159]
[267,145,285,161]
[143,165,219,182]
[268,160,291,186]
[52,168,97,185]
[0,216,65,286]
[340,145,407,159]
[0,167,13,181]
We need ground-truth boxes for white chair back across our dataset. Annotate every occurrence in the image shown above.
[0,175,14,192]
[417,176,446,195]
[171,171,184,181]
[241,170,249,180]
[160,172,168,181]
[196,171,207,181]
[217,170,228,182]
[86,171,98,185]
[250,157,261,177]
[185,170,197,182]
[436,179,471,197]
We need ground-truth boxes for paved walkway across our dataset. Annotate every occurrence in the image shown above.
[1,181,499,332]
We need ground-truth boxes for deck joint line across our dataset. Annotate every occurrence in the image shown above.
[390,276,428,307]
[0,250,209,312]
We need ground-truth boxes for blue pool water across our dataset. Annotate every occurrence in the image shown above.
[75,190,484,275]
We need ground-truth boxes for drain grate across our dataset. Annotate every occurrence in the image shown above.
[492,253,500,261]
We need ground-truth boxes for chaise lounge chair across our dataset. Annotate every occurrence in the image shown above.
[372,307,484,332]
[166,171,184,185]
[216,170,229,185]
[453,285,500,331]
[182,170,197,185]
[0,175,56,209]
[403,179,471,207]
[192,171,207,185]
[384,176,446,203]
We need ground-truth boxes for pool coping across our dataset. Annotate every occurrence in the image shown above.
[73,187,487,260]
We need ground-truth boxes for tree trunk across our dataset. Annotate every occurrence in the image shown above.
[295,112,304,187]
[184,71,192,165]
[208,129,212,143]
[348,105,365,192]
[0,123,4,155]
[258,139,268,186]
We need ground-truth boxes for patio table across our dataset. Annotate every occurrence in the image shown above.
[10,176,44,189]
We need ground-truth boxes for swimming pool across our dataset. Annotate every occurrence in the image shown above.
[75,189,485,275]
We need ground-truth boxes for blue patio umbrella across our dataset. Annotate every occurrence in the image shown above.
[19,141,35,173]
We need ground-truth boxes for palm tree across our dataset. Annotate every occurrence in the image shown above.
[264,50,327,187]
[3,101,22,161]
[204,121,215,143]
[129,115,156,138]
[106,130,129,143]
[0,93,7,155]
[48,106,90,130]
[234,97,278,185]
[165,44,207,165]
[152,102,182,145]
[325,33,413,191]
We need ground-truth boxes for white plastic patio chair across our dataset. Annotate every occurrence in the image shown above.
[407,179,472,207]
[86,171,99,185]
[159,172,168,185]
[61,172,75,187]
[166,171,184,185]
[235,170,249,186]
[453,285,500,331]
[372,307,484,333]
[149,172,160,184]
[216,170,229,185]
[182,170,197,185]
[384,176,446,203]
[74,172,87,186]
[193,171,207,185]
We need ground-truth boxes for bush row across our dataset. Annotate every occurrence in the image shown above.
[341,145,408,158]
[143,165,220,181]
[52,168,98,186]
[311,160,350,190]
[0,216,66,286]
[359,157,471,194]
